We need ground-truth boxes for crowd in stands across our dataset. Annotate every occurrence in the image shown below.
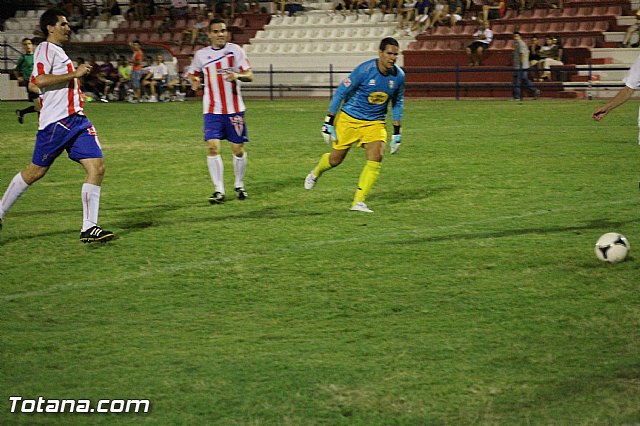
[76,50,189,103]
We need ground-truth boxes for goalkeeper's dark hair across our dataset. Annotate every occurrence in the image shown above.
[40,8,66,38]
[379,37,399,52]
[209,17,227,27]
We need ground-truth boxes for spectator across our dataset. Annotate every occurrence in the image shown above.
[171,0,189,19]
[101,0,122,21]
[445,0,462,26]
[67,5,84,33]
[14,38,40,124]
[85,54,113,102]
[180,13,209,48]
[115,55,131,100]
[528,34,542,81]
[156,7,173,35]
[333,0,353,15]
[409,0,431,34]
[538,35,563,81]
[129,39,144,102]
[162,57,182,101]
[621,10,640,48]
[97,54,118,101]
[180,55,194,96]
[512,31,540,100]
[149,54,169,101]
[466,19,492,66]
[141,55,156,101]
[429,0,448,29]
[281,0,304,16]
[482,0,505,22]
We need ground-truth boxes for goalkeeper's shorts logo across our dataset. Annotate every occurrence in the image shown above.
[368,92,388,105]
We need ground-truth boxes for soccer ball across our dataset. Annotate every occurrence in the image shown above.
[594,233,630,264]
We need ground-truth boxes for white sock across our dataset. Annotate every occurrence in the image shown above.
[233,152,247,189]
[81,183,101,232]
[207,155,225,194]
[0,172,30,219]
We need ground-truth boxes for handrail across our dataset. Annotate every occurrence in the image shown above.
[251,63,630,99]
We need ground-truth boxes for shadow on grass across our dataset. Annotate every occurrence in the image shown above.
[385,218,640,245]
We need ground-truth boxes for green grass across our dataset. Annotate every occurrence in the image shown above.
[1,98,639,425]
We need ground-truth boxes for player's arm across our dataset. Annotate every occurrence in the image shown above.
[389,79,405,154]
[188,72,201,91]
[224,68,253,82]
[592,86,635,121]
[35,63,92,89]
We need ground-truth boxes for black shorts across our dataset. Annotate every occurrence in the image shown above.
[468,41,489,52]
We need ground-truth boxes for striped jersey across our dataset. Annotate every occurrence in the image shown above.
[31,41,84,130]
[188,43,251,115]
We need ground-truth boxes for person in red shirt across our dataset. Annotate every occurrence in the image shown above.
[129,39,143,103]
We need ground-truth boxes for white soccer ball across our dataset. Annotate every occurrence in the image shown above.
[594,232,630,264]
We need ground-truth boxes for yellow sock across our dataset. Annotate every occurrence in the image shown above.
[313,153,333,177]
[353,160,381,205]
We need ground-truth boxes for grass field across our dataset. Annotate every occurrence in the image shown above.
[0,98,639,425]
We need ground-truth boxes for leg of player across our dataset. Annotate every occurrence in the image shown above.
[79,158,115,243]
[351,140,383,213]
[0,164,48,229]
[207,139,226,204]
[304,148,349,190]
[231,143,248,200]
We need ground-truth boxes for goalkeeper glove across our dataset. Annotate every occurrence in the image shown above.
[390,125,401,154]
[321,114,337,144]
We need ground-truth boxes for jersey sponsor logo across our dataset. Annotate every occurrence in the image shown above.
[368,79,376,86]
[368,91,388,105]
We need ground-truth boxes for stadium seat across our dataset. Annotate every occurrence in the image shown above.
[592,21,609,32]
[502,9,516,19]
[565,21,579,32]
[578,37,596,48]
[160,31,174,43]
[293,15,308,25]
[548,21,563,34]
[575,7,593,17]
[533,22,549,34]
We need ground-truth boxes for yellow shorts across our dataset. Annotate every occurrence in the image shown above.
[333,112,387,151]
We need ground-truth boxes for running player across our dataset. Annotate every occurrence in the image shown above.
[304,37,406,213]
[0,9,115,243]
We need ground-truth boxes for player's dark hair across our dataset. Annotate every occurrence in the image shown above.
[21,37,32,43]
[209,18,226,27]
[40,8,66,38]
[379,37,399,52]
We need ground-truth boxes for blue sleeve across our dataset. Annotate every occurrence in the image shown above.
[328,64,365,115]
[391,74,405,122]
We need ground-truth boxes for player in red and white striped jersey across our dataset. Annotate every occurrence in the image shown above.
[0,9,114,243]
[188,18,253,204]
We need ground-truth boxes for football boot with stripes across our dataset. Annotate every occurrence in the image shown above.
[80,225,115,243]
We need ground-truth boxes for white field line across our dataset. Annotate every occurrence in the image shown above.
[1,202,631,302]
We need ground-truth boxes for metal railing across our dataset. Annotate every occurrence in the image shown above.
[249,63,632,99]
[0,42,21,73]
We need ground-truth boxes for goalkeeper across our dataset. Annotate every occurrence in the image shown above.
[304,37,405,213]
